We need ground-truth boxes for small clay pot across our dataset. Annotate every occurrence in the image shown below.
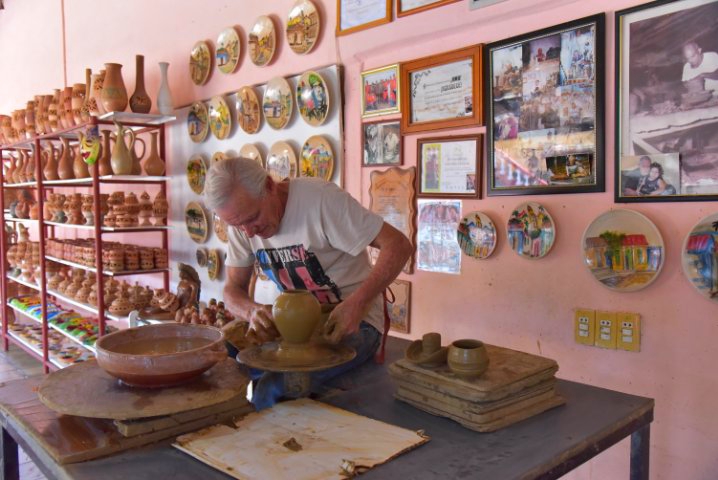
[447,339,490,379]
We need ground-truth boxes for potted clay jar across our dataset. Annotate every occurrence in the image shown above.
[447,340,490,379]
[87,287,99,307]
[62,86,75,127]
[109,297,133,316]
[130,137,145,175]
[108,191,125,207]
[101,63,128,113]
[81,68,96,120]
[75,286,91,303]
[124,192,140,215]
[29,202,39,220]
[272,290,321,344]
[24,149,36,181]
[138,191,153,226]
[58,138,75,180]
[13,150,25,183]
[103,211,117,227]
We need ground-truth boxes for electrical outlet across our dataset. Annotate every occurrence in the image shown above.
[574,308,595,345]
[617,312,641,352]
[594,311,617,349]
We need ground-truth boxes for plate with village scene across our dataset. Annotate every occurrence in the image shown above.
[296,71,330,126]
[236,86,262,134]
[286,0,321,55]
[262,77,293,130]
[208,249,222,280]
[240,143,263,166]
[186,155,207,195]
[213,212,229,243]
[457,211,497,259]
[216,26,241,74]
[185,201,209,244]
[189,41,212,86]
[187,102,209,143]
[682,212,718,303]
[300,135,334,180]
[266,141,297,182]
[582,209,664,292]
[506,202,555,259]
[249,15,277,67]
[208,96,232,140]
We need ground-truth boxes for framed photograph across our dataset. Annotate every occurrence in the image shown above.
[401,45,482,133]
[398,0,460,17]
[417,135,481,197]
[417,199,462,274]
[361,64,401,118]
[363,120,402,166]
[336,0,392,36]
[388,279,411,333]
[468,0,508,10]
[485,14,605,196]
[616,0,718,202]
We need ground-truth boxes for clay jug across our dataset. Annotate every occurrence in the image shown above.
[14,150,26,183]
[129,55,152,114]
[71,83,85,125]
[24,148,36,182]
[48,90,60,132]
[110,122,135,175]
[156,62,175,115]
[63,86,75,127]
[97,130,113,176]
[130,137,145,175]
[101,63,128,113]
[80,68,93,121]
[272,289,321,344]
[58,138,75,180]
[143,131,165,176]
[92,70,106,115]
[6,151,17,183]
[73,133,90,178]
[43,143,60,181]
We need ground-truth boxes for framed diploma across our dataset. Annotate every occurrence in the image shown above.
[398,0,460,17]
[400,45,482,133]
[417,135,481,198]
[336,0,392,36]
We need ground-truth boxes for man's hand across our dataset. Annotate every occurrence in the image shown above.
[322,299,366,345]
[247,304,279,345]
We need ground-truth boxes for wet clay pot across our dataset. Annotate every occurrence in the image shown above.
[272,289,321,344]
[447,339,490,379]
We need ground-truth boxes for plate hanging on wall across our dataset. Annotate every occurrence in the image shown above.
[208,249,222,280]
[296,70,330,126]
[248,16,277,67]
[187,102,209,143]
[262,77,293,130]
[186,154,207,195]
[240,143,264,167]
[216,26,241,74]
[506,202,555,260]
[237,86,262,134]
[185,201,209,244]
[266,141,297,182]
[457,211,497,259]
[682,212,718,303]
[286,0,320,55]
[300,135,334,180]
[189,41,212,86]
[208,95,232,140]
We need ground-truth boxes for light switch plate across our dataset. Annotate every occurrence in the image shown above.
[574,308,595,345]
[617,312,641,352]
[594,311,617,349]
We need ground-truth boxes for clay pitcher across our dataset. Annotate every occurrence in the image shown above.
[73,133,90,178]
[58,137,75,180]
[110,122,135,175]
[14,150,26,183]
[97,130,113,176]
[129,55,152,114]
[43,143,60,181]
[92,70,106,115]
[24,148,36,182]
[130,137,145,175]
[6,151,17,183]
[101,63,128,113]
[143,131,165,176]
[272,289,321,344]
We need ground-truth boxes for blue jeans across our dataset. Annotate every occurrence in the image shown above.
[250,322,381,410]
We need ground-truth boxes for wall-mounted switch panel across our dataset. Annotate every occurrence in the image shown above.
[594,311,617,349]
[616,312,641,352]
[574,309,596,346]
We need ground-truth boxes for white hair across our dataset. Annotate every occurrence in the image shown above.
[204,157,267,211]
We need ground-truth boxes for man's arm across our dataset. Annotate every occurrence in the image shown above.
[224,265,278,343]
[323,222,412,344]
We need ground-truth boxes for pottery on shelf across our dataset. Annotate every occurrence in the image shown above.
[101,63,128,113]
[110,121,135,175]
[82,68,97,119]
[129,54,152,114]
[98,130,113,176]
[57,138,75,180]
[447,339,490,378]
[43,143,60,181]
[73,133,90,179]
[156,61,175,115]
[130,136,145,175]
[138,191,153,226]
[92,70,106,115]
[71,83,86,125]
[152,190,168,225]
[272,289,321,344]
[143,131,165,175]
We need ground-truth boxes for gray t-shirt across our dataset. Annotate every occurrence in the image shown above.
[226,178,385,332]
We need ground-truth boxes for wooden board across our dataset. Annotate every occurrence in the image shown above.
[37,358,249,420]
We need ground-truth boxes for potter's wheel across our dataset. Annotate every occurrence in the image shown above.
[237,341,356,373]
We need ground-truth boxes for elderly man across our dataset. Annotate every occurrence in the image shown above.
[682,41,718,95]
[622,155,651,196]
[205,158,412,409]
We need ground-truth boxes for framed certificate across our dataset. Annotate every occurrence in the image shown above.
[336,0,392,36]
[400,45,482,133]
[417,135,481,197]
[398,0,460,17]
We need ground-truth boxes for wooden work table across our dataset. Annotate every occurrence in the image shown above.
[0,337,653,480]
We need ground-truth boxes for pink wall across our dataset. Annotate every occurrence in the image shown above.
[1,0,716,478]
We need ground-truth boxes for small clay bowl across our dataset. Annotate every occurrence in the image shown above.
[447,339,489,378]
[405,332,448,367]
[95,324,227,388]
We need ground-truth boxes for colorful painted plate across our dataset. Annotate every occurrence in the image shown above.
[682,213,718,303]
[208,96,232,140]
[186,154,207,195]
[296,70,330,126]
[185,201,209,244]
[300,135,334,180]
[216,27,241,74]
[187,102,209,143]
[240,144,263,166]
[211,151,227,164]
[236,86,262,134]
[506,202,555,259]
[213,212,228,243]
[249,16,276,67]
[582,209,664,292]
[266,141,297,182]
[457,211,497,259]
[196,248,208,267]
[286,0,320,55]
[263,77,293,130]
[207,249,222,280]
[190,41,212,86]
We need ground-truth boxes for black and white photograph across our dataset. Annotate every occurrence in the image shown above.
[362,120,402,166]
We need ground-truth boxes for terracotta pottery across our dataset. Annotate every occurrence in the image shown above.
[272,289,321,344]
[447,339,490,378]
[94,130,112,176]
[156,62,175,115]
[71,83,85,124]
[101,63,128,113]
[129,55,152,114]
[152,190,168,225]
[14,150,26,183]
[143,131,165,175]
[6,152,17,183]
[47,90,60,132]
[43,143,60,181]
[58,138,75,180]
[92,70,106,115]
[110,122,135,175]
[24,149,36,182]
[25,101,36,136]
[73,133,90,178]
[130,137,145,175]
[63,86,75,127]
[81,68,95,120]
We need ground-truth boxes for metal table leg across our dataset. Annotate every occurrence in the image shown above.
[630,423,650,480]
[1,427,19,480]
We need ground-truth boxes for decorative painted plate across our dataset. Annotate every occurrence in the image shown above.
[296,70,330,126]
[216,27,241,74]
[208,95,232,140]
[457,211,497,259]
[682,213,718,303]
[236,86,262,134]
[249,16,276,67]
[196,248,208,267]
[286,0,320,55]
[300,135,334,180]
[185,201,209,244]
[266,141,297,182]
[240,143,263,166]
[189,41,212,86]
[186,154,207,195]
[187,102,209,143]
[207,249,222,280]
[506,202,555,260]
[213,212,228,243]
[211,151,227,164]
[262,77,293,130]
[582,209,664,292]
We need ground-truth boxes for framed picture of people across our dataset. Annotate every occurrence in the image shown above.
[616,0,718,202]
[362,120,402,166]
[417,135,481,198]
[361,64,401,118]
[485,14,605,196]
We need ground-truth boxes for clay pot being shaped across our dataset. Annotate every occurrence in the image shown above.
[58,138,75,180]
[97,130,113,176]
[272,289,321,344]
[110,122,135,175]
[101,63,128,113]
[143,131,165,176]
[156,62,175,115]
[129,55,152,114]
[447,339,490,379]
[73,133,90,179]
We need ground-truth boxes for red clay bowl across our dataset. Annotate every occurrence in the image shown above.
[95,323,227,388]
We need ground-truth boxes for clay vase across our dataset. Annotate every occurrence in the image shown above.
[129,55,152,114]
[110,122,135,175]
[58,138,75,180]
[43,143,60,181]
[272,290,321,344]
[98,130,113,176]
[101,63,128,113]
[0,115,12,143]
[6,151,17,183]
[25,101,36,137]
[24,148,36,182]
[447,339,490,378]
[80,68,94,121]
[34,97,45,135]
[130,137,145,175]
[73,133,90,179]
[71,83,85,125]
[14,150,26,183]
[143,131,165,176]
[152,190,168,225]
[48,90,60,132]
[92,70,106,115]
[63,86,75,127]
[156,62,175,115]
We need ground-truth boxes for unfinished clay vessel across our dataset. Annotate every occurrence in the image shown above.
[447,339,490,378]
[272,289,320,344]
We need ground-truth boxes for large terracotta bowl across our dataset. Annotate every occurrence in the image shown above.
[95,323,227,388]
